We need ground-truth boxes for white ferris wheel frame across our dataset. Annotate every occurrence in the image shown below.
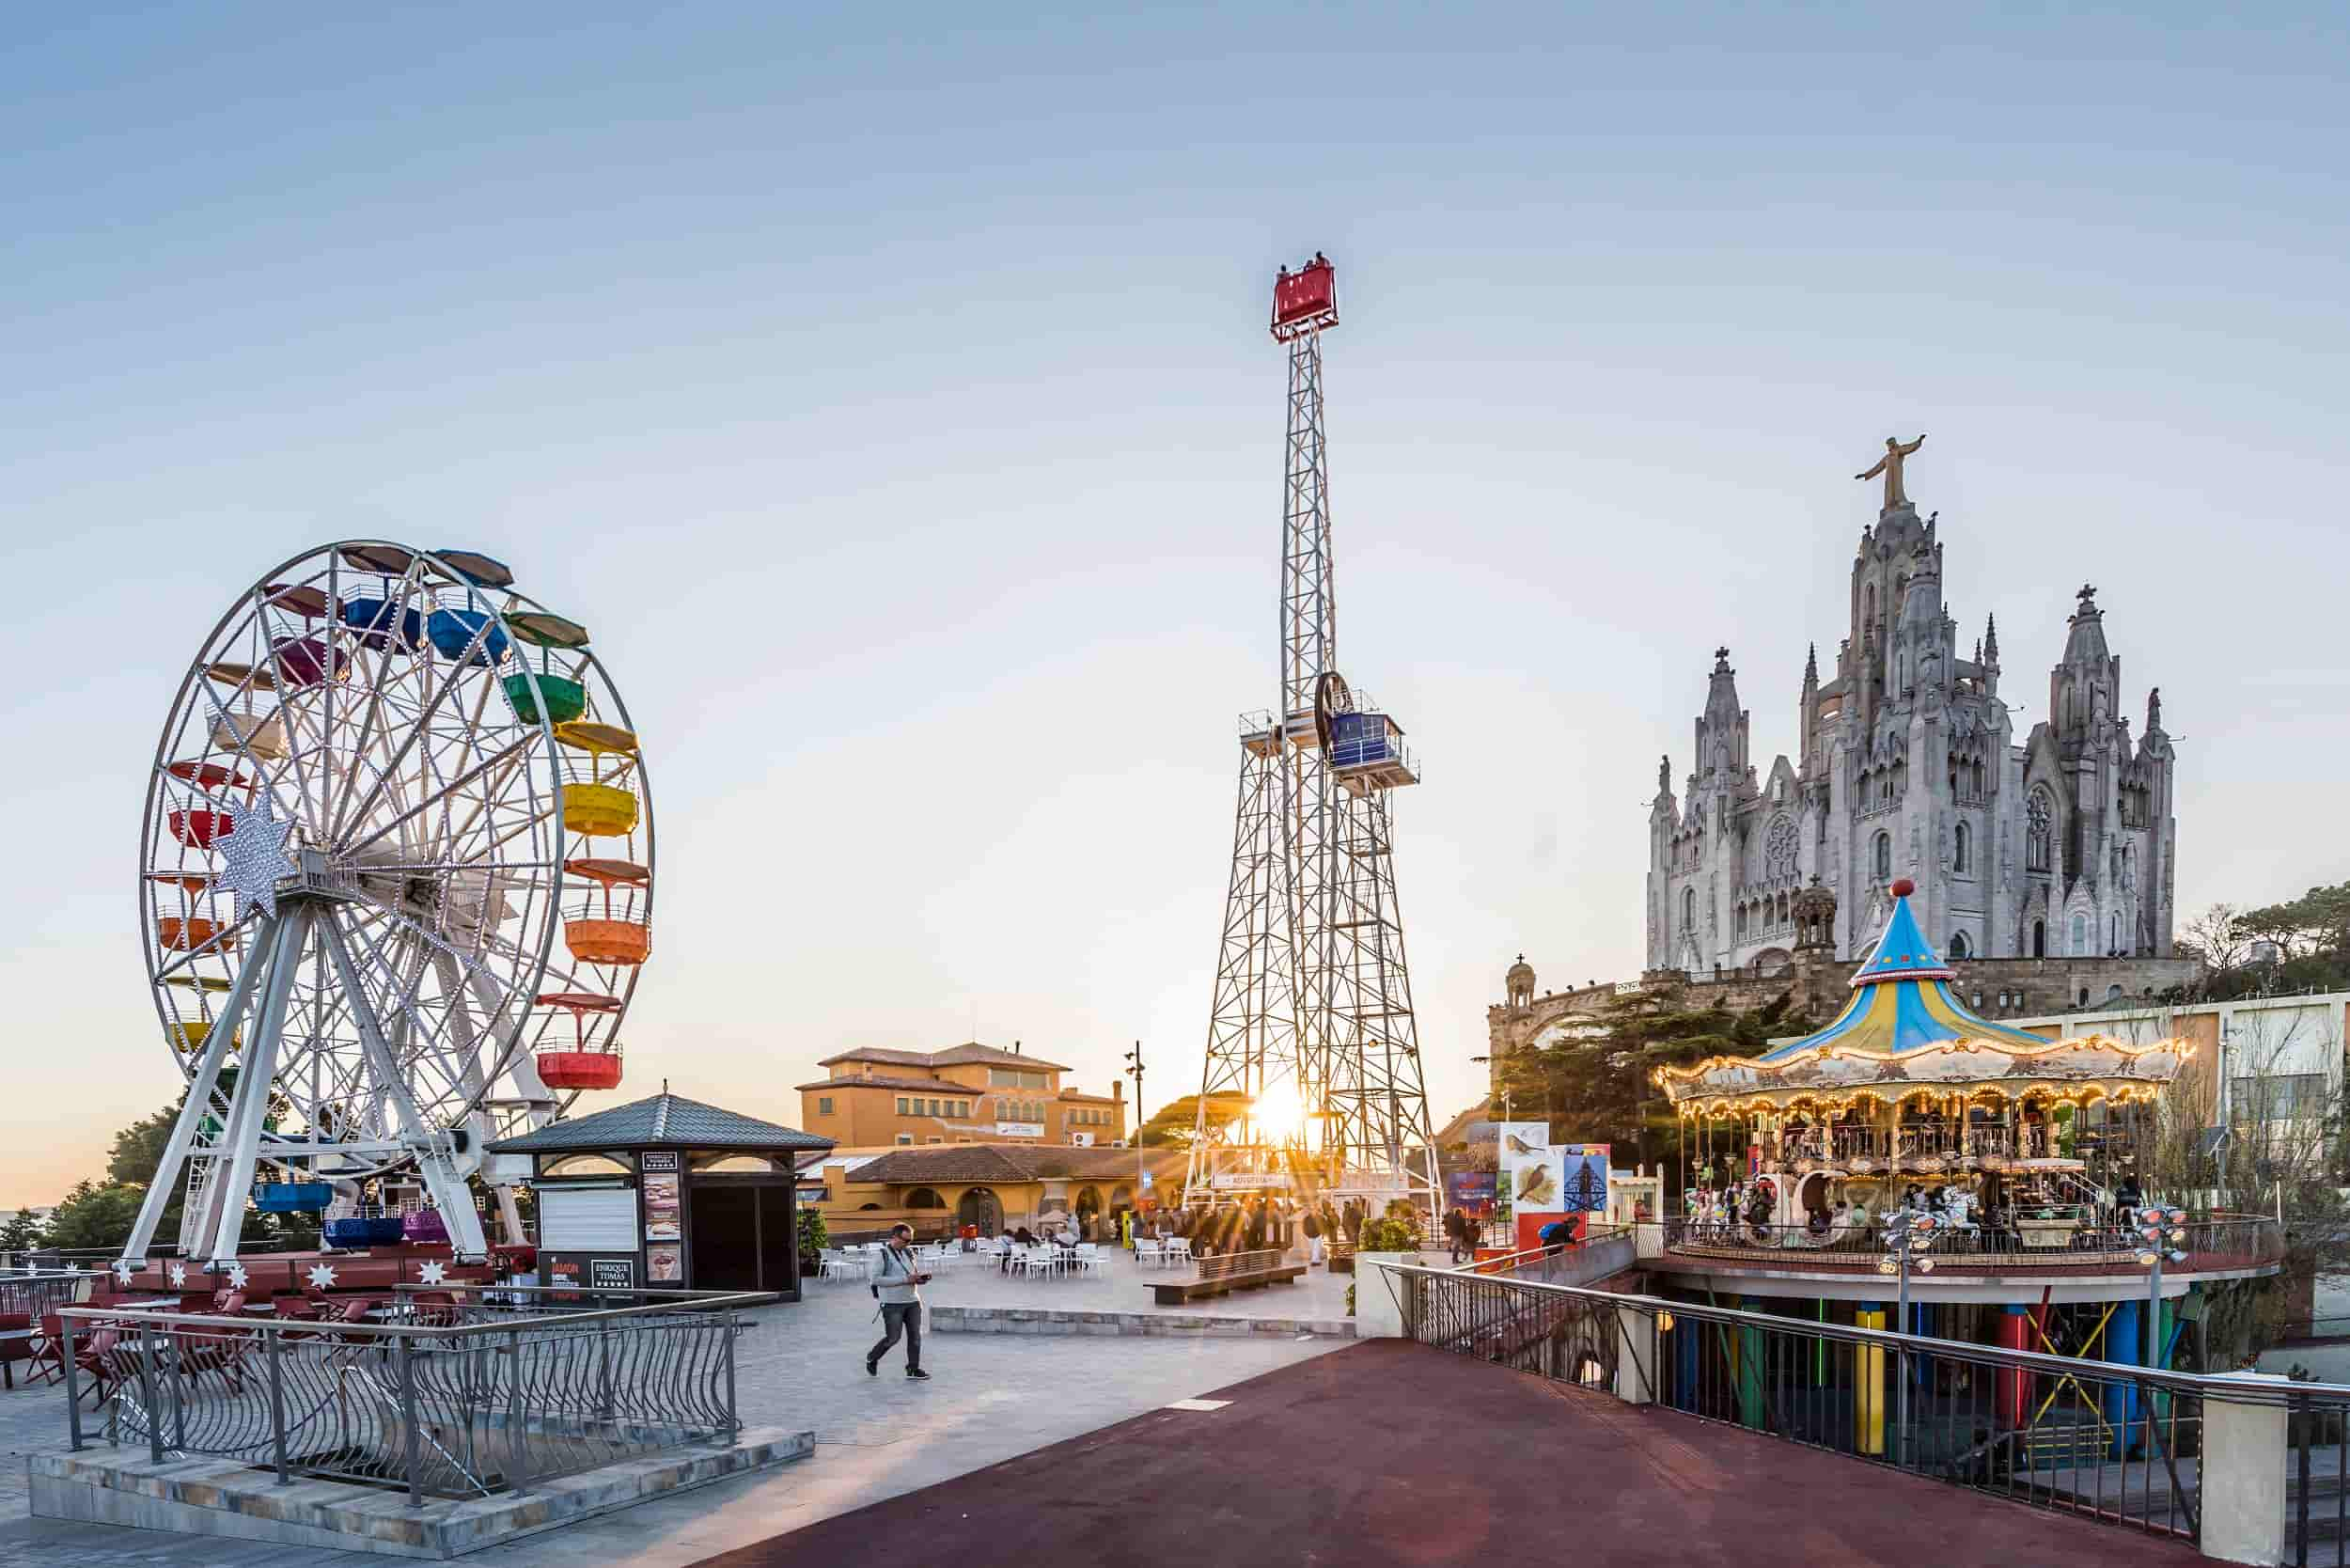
[125,541,653,1268]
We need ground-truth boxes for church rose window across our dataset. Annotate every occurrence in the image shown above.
[1764,816,1797,881]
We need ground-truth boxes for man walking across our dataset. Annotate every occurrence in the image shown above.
[865,1223,932,1381]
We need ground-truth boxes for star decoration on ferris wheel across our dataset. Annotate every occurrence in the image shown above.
[112,1260,135,1286]
[306,1262,337,1291]
[167,1262,187,1288]
[216,794,299,922]
[417,1262,446,1287]
[226,1263,248,1290]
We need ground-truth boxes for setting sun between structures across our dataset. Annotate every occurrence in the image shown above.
[1248,1082,1305,1142]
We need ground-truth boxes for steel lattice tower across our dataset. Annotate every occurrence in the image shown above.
[1183,255,1440,1228]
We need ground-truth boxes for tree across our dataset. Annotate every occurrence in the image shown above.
[2237,882,2350,963]
[2177,902,2250,976]
[1134,1093,1246,1149]
[1499,982,1817,1189]
[0,1208,44,1254]
[107,1104,180,1188]
[42,1181,146,1253]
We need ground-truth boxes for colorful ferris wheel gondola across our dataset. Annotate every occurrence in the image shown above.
[128,540,655,1273]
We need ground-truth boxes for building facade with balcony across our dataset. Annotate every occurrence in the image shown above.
[795,1041,1127,1150]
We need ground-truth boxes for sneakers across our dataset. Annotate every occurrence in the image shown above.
[864,1356,878,1377]
[905,1368,931,1380]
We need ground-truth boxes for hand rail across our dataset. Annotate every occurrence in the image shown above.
[1370,1256,2340,1404]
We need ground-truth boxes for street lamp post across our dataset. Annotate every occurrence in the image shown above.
[1877,1211,1941,1466]
[1469,1056,1511,1121]
[1123,1041,1146,1221]
[2134,1203,2188,1370]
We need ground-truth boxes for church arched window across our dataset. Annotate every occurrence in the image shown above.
[1872,832,1891,883]
[1954,823,1970,874]
[2032,919,2046,958]
[2026,790,2054,872]
[2071,914,2088,955]
[1949,930,1970,959]
[1683,887,1696,938]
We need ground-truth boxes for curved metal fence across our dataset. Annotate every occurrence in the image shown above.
[59,1286,768,1502]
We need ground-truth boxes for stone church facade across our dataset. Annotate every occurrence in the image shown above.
[1645,489,2179,979]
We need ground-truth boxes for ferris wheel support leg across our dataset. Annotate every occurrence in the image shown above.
[196,907,308,1266]
[118,917,274,1270]
[319,917,493,1263]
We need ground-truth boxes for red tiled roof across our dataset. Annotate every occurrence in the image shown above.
[817,1042,1074,1073]
[794,1074,981,1095]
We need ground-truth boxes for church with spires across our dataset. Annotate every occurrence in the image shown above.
[1645,444,2178,979]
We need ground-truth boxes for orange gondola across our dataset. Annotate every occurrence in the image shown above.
[563,858,650,966]
[158,917,231,951]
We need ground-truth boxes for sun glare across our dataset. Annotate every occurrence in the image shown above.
[1250,1082,1305,1142]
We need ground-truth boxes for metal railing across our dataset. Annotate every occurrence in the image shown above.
[1378,1260,2350,1560]
[1663,1214,2285,1272]
[0,1269,112,1321]
[1379,1261,2217,1543]
[57,1285,769,1502]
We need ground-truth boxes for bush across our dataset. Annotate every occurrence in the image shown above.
[797,1206,829,1264]
[1356,1215,1420,1253]
[1345,1282,1355,1317]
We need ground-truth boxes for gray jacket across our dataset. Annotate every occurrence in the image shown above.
[872,1244,923,1306]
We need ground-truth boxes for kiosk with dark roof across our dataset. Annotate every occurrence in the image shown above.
[488,1090,834,1300]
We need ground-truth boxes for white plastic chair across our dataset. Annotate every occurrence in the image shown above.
[1133,1238,1163,1267]
[1074,1243,1102,1277]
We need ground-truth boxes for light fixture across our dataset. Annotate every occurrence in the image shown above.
[2135,1250,2158,1266]
[1656,1311,1675,1332]
[1877,1257,1898,1276]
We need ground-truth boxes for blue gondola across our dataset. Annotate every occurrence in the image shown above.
[323,1215,408,1248]
[255,1181,332,1214]
[426,607,511,666]
[340,596,425,651]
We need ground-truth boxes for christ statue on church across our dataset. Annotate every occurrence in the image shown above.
[1856,433,1926,510]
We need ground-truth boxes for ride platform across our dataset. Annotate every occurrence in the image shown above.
[115,1246,503,1298]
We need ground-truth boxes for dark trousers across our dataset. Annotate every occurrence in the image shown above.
[869,1302,922,1371]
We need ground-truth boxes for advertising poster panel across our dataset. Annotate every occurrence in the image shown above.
[1446,1169,1497,1218]
[1496,1121,1559,1216]
[1559,1144,1611,1214]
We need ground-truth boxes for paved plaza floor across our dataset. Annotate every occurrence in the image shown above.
[691,1340,2204,1568]
[0,1259,1340,1566]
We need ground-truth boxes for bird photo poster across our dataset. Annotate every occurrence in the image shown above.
[1496,1121,1560,1217]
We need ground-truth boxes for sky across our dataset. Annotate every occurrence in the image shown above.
[2,4,2345,1203]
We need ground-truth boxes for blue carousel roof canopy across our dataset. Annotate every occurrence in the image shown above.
[1755,879,2049,1065]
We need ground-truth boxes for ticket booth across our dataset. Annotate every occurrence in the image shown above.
[485,1090,834,1303]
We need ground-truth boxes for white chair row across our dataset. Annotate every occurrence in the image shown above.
[1132,1238,1193,1267]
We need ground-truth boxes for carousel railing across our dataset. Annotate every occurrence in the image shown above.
[1768,1125,2081,1166]
[55,1286,770,1501]
[1662,1213,2284,1271]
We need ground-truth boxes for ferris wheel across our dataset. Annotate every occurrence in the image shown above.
[124,541,654,1269]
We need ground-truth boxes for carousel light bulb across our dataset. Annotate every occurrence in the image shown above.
[1656,1311,1675,1332]
[2135,1250,2158,1266]
[2170,1228,2186,1244]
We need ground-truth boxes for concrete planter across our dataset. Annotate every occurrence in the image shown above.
[1354,1251,1425,1340]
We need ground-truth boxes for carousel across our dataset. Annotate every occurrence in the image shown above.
[1654,880,2192,1262]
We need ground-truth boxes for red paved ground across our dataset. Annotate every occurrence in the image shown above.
[687,1341,2201,1568]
